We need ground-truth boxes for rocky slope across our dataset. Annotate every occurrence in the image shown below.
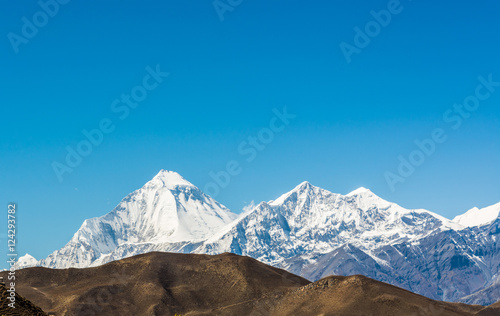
[0,283,47,316]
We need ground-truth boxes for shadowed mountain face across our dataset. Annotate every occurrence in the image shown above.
[0,284,47,316]
[1,252,496,316]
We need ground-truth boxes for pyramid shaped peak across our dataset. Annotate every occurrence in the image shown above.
[290,181,325,194]
[347,187,373,196]
[269,181,325,206]
[15,253,38,269]
[150,170,195,189]
[297,181,312,188]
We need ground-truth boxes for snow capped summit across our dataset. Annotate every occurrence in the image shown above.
[197,182,452,266]
[346,187,372,196]
[453,202,500,228]
[40,170,237,269]
[149,169,195,189]
[269,180,317,206]
[15,254,38,269]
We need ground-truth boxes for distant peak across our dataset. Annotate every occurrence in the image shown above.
[291,181,317,193]
[15,253,38,268]
[150,170,195,189]
[287,181,315,194]
[20,253,36,260]
[453,202,500,228]
[347,187,372,196]
[269,181,316,206]
[297,181,312,188]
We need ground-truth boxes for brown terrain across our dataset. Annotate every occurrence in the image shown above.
[476,301,500,316]
[0,283,47,316]
[0,252,498,316]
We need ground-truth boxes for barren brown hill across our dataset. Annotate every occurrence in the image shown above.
[476,301,500,316]
[1,252,497,316]
[259,275,486,316]
[0,284,47,316]
[0,252,308,315]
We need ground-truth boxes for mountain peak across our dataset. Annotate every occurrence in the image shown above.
[297,181,312,189]
[346,187,372,196]
[20,253,36,260]
[453,202,500,228]
[150,170,194,189]
[15,253,38,269]
[269,181,316,206]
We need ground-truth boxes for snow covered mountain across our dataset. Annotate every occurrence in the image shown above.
[453,202,500,228]
[196,182,459,265]
[194,181,499,302]
[15,254,38,269]
[39,170,237,268]
[195,182,499,304]
[31,170,500,305]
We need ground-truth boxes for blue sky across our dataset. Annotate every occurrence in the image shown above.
[1,0,499,266]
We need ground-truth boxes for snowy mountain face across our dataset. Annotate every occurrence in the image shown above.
[453,202,500,228]
[15,254,38,269]
[32,170,500,305]
[194,181,499,302]
[39,170,237,269]
[196,182,454,265]
[195,182,500,304]
[295,222,500,302]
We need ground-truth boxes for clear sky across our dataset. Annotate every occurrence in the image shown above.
[1,0,499,266]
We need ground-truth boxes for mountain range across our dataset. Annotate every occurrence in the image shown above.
[3,252,498,316]
[22,170,500,306]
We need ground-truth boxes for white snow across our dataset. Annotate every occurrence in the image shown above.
[39,170,237,269]
[149,169,195,189]
[346,187,372,196]
[196,180,456,267]
[15,253,38,269]
[453,202,500,228]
